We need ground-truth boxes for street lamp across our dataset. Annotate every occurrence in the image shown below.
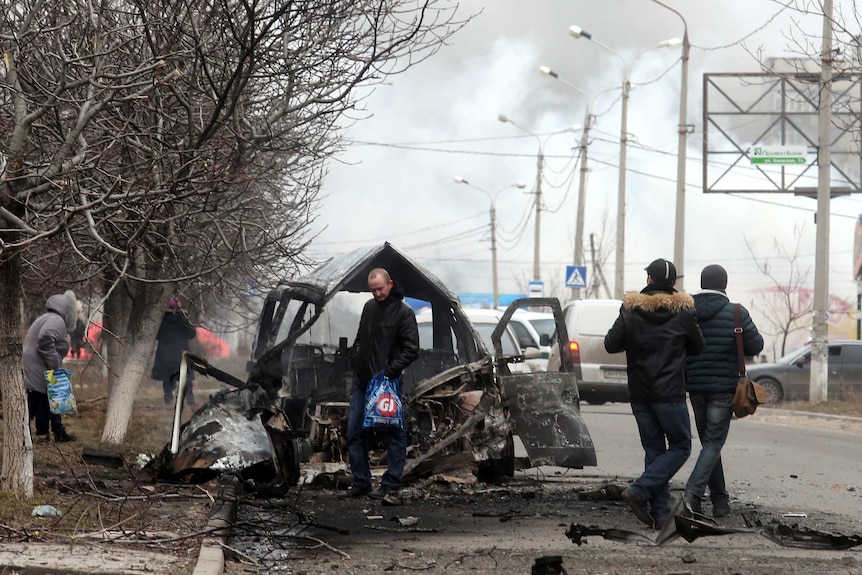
[454,176,527,308]
[569,25,680,298]
[497,115,582,286]
[539,66,621,301]
[650,0,691,292]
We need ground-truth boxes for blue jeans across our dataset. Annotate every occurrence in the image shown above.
[628,401,691,522]
[685,391,733,505]
[346,381,407,489]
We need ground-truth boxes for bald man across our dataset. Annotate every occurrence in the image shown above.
[340,268,419,500]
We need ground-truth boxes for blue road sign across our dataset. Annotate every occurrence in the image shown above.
[565,265,587,288]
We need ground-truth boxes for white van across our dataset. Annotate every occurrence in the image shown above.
[549,299,628,404]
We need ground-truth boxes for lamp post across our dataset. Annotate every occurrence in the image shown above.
[496,114,544,284]
[539,66,621,301]
[497,116,583,286]
[568,25,680,298]
[650,0,691,291]
[454,176,527,308]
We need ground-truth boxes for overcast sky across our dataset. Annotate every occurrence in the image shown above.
[308,0,862,353]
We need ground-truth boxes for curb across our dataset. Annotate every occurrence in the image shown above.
[192,475,239,575]
[758,406,862,423]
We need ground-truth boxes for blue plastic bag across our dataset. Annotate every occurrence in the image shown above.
[362,371,404,430]
[45,368,78,415]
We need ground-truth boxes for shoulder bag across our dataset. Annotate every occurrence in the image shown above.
[731,304,767,418]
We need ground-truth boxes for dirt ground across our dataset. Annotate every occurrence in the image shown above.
[0,367,227,575]
[224,465,862,575]
[2,366,860,575]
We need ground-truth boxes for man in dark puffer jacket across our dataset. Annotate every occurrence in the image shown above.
[340,268,419,501]
[605,258,705,529]
[684,264,763,517]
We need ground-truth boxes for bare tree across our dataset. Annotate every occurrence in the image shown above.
[746,227,812,358]
[1,0,468,494]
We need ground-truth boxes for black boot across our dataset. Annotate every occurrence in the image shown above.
[54,430,76,443]
[338,484,371,499]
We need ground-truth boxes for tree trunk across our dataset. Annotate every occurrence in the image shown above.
[100,281,167,444]
[101,278,132,391]
[0,250,34,497]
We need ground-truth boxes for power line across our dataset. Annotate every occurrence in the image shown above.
[314,210,486,246]
[401,225,487,251]
[691,1,793,52]
[587,156,858,220]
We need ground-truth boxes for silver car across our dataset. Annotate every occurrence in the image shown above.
[746,340,862,405]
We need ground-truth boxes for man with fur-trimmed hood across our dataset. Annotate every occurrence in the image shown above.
[604,258,704,530]
[23,290,78,443]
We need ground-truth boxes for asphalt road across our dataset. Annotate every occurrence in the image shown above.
[580,403,862,522]
[224,404,862,575]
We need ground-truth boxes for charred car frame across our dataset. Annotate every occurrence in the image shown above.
[150,243,596,486]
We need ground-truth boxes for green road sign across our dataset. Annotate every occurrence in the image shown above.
[750,146,809,165]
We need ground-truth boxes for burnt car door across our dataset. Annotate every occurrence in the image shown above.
[492,298,597,469]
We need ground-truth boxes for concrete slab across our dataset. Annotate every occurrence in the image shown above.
[0,543,185,574]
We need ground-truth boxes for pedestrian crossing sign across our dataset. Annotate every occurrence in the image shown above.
[565,265,587,288]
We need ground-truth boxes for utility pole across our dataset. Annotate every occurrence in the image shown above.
[454,177,526,310]
[533,146,543,282]
[649,0,691,291]
[810,0,833,403]
[567,26,681,298]
[572,111,592,300]
[614,79,630,298]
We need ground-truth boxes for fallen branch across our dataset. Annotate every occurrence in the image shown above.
[72,512,141,539]
[384,559,437,571]
[78,530,181,541]
[218,541,260,565]
[444,546,498,569]
[365,525,439,533]
[289,534,350,559]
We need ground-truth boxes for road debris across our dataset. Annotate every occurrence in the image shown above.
[31,505,62,518]
[565,497,862,551]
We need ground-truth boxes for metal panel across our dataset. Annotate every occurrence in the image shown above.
[500,371,597,469]
[703,71,862,194]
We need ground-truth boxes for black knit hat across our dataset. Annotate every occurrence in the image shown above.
[644,258,677,285]
[701,264,728,292]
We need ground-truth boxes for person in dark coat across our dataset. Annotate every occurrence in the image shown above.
[684,264,763,517]
[339,268,419,500]
[69,301,87,359]
[23,290,78,443]
[152,297,197,405]
[604,258,705,529]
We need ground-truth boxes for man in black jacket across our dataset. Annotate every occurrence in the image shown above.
[340,268,419,500]
[684,264,763,517]
[605,258,705,529]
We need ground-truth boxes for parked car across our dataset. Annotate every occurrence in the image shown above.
[548,299,628,404]
[150,243,596,486]
[416,308,538,375]
[506,309,555,371]
[746,340,862,405]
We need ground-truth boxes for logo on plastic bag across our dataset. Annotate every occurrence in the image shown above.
[362,371,404,430]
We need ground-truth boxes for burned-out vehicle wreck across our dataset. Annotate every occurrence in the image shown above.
[148,243,596,487]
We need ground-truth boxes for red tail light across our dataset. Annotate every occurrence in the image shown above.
[568,341,580,364]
